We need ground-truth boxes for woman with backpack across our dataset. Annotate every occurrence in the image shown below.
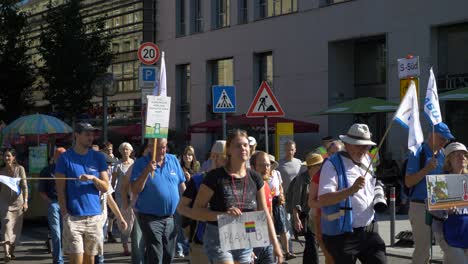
[431,142,468,263]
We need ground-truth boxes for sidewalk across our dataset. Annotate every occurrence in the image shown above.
[376,212,443,263]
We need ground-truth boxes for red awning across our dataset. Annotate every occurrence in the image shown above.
[189,114,319,133]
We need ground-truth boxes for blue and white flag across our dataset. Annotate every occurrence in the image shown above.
[424,67,442,125]
[0,175,21,195]
[153,51,167,96]
[393,81,424,153]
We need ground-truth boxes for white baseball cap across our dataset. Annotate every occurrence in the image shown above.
[444,142,467,157]
[248,136,257,146]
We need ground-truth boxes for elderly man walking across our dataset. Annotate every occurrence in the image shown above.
[405,122,454,263]
[318,123,386,263]
[131,138,186,264]
[55,123,110,264]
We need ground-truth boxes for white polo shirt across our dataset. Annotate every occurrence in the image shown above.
[318,154,376,228]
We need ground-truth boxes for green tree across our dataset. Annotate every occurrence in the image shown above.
[0,0,34,123]
[38,0,113,121]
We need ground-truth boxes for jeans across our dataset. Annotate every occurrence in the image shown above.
[253,245,274,264]
[175,213,189,255]
[138,213,177,264]
[48,202,64,264]
[131,217,145,264]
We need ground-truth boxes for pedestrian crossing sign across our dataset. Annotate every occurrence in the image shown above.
[212,85,236,113]
[246,81,284,117]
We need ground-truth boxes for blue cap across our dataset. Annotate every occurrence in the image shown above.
[434,122,454,140]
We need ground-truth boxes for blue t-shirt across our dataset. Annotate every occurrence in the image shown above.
[55,148,108,216]
[406,144,445,200]
[131,153,185,216]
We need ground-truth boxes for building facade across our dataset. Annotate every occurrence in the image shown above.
[21,0,156,127]
[156,0,468,160]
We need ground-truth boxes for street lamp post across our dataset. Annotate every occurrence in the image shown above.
[92,73,118,143]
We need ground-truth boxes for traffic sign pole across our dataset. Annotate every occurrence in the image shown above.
[264,116,269,153]
[222,113,227,140]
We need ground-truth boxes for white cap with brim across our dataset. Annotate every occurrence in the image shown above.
[445,142,467,157]
[339,123,376,146]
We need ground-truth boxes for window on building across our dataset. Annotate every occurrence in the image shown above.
[213,0,230,29]
[211,58,234,86]
[176,0,186,37]
[207,58,234,118]
[123,41,131,52]
[112,43,120,54]
[255,0,297,19]
[190,0,203,33]
[238,0,248,24]
[320,0,353,7]
[354,38,386,87]
[176,64,191,136]
[254,52,273,91]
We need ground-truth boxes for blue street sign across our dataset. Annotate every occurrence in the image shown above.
[139,66,158,88]
[212,86,236,113]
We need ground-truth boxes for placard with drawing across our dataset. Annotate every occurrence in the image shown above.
[426,174,468,210]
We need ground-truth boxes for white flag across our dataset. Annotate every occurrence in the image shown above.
[154,51,167,97]
[424,67,442,125]
[393,81,424,153]
[0,175,21,195]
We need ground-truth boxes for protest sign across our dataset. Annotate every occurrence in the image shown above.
[144,95,171,138]
[217,211,270,251]
[29,145,48,174]
[426,174,468,210]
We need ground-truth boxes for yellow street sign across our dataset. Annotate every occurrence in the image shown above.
[400,78,419,100]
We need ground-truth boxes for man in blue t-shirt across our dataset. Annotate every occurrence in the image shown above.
[55,122,110,264]
[405,122,454,264]
[131,138,186,264]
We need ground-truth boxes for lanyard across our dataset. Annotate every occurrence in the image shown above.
[230,172,249,211]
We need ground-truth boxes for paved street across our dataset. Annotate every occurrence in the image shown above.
[0,216,431,264]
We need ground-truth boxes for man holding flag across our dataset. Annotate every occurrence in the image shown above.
[396,75,454,263]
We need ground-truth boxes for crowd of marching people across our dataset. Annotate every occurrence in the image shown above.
[0,119,467,264]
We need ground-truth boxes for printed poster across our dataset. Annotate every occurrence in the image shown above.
[426,174,468,211]
[29,145,48,174]
[145,95,171,138]
[217,211,270,251]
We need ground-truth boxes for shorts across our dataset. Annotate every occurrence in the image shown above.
[272,197,288,234]
[63,214,103,256]
[203,223,253,263]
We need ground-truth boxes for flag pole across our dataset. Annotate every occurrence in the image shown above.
[363,119,396,178]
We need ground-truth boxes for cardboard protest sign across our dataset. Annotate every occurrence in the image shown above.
[217,211,270,251]
[144,96,171,138]
[426,174,468,210]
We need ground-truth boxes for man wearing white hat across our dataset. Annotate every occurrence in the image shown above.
[318,123,386,263]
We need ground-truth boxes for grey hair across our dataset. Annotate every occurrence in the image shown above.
[118,142,134,153]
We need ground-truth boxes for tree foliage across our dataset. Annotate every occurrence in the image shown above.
[0,0,35,123]
[38,0,113,120]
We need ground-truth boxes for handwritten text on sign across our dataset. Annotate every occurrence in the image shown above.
[217,211,270,251]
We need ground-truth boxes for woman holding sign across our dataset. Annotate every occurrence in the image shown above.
[0,148,28,262]
[430,142,468,263]
[193,129,283,264]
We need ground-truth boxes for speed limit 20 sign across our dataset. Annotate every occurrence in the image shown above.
[138,42,160,65]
